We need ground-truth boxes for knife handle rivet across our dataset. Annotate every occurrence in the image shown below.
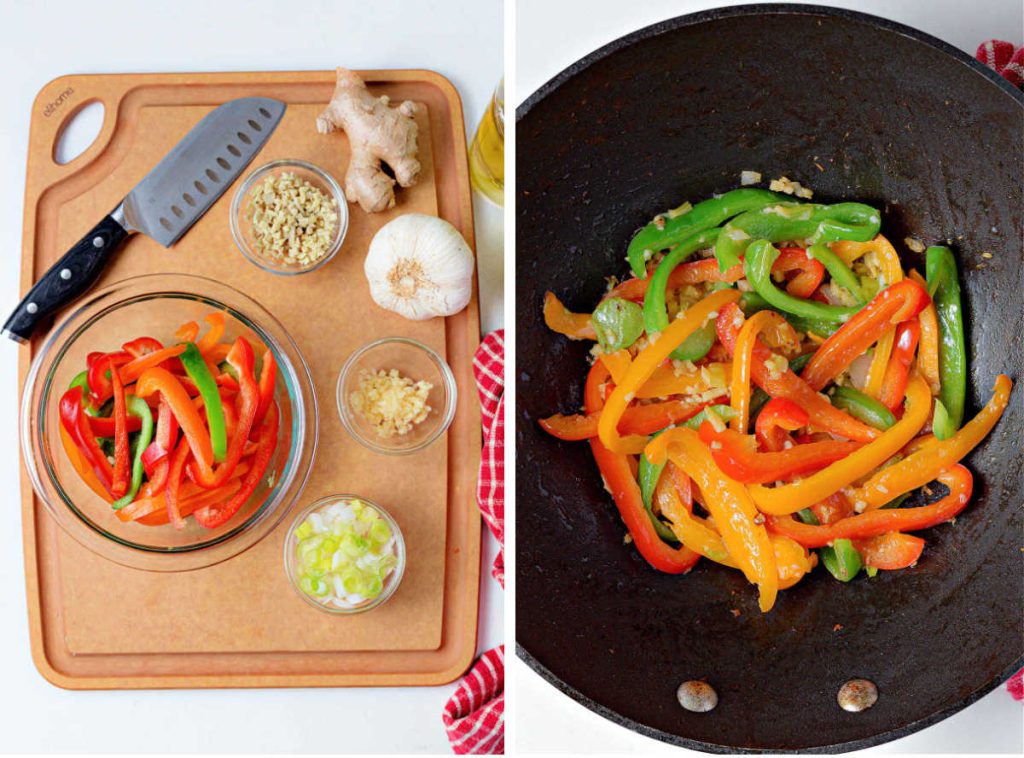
[26,302,38,314]
[60,268,72,280]
[92,236,104,248]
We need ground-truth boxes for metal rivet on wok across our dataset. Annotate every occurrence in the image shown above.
[677,680,718,712]
[838,678,878,712]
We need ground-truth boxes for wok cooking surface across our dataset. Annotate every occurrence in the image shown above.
[515,4,1023,752]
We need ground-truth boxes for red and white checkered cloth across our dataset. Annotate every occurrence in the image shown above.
[442,330,505,754]
[977,40,1024,87]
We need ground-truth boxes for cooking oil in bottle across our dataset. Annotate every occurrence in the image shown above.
[469,79,504,206]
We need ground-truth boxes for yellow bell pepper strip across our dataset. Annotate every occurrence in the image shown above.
[647,427,779,612]
[134,367,215,478]
[766,465,973,547]
[850,374,1012,509]
[772,534,817,589]
[832,235,904,398]
[799,279,930,392]
[601,351,732,400]
[730,310,796,432]
[543,292,597,340]
[584,362,701,573]
[599,289,741,454]
[746,374,932,515]
[716,302,880,442]
[908,270,941,394]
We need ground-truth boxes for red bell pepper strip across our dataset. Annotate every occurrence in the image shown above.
[765,465,972,547]
[606,259,746,302]
[87,414,142,437]
[754,398,808,452]
[110,368,130,497]
[853,533,925,570]
[878,318,921,413]
[59,423,113,502]
[811,490,854,525]
[582,362,700,574]
[165,436,192,530]
[775,247,826,299]
[255,349,277,425]
[122,336,163,358]
[187,338,259,489]
[193,400,279,529]
[716,302,879,442]
[58,386,114,491]
[141,441,168,477]
[87,351,132,403]
[134,368,215,477]
[539,398,710,441]
[697,421,863,484]
[800,279,930,391]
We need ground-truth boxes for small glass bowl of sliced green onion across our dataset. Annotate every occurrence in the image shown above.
[283,495,406,615]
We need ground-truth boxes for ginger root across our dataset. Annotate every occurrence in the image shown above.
[316,67,421,213]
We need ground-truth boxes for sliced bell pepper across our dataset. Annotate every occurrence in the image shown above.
[109,368,130,498]
[799,279,930,391]
[926,246,967,431]
[729,310,796,433]
[878,318,921,413]
[179,342,227,463]
[175,320,200,342]
[754,398,808,452]
[165,436,192,529]
[600,351,731,400]
[592,297,644,352]
[774,247,826,299]
[745,240,859,322]
[698,422,863,484]
[87,413,142,437]
[766,465,972,547]
[111,395,154,510]
[828,385,896,430]
[850,374,1012,509]
[646,427,779,612]
[626,188,787,277]
[853,533,924,570]
[638,438,683,543]
[908,270,941,394]
[607,259,745,302]
[599,289,741,454]
[811,490,854,525]
[87,351,132,403]
[118,344,187,385]
[69,370,100,416]
[59,385,115,491]
[59,423,113,502]
[807,243,866,303]
[187,338,259,489]
[746,374,931,515]
[540,397,710,441]
[134,367,214,476]
[255,349,277,425]
[820,538,862,582]
[716,302,879,442]
[196,312,227,354]
[193,399,279,529]
[137,478,243,527]
[543,291,597,340]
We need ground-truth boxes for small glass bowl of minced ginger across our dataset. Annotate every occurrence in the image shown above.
[284,495,406,615]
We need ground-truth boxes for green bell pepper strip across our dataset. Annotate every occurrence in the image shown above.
[807,243,867,303]
[715,202,882,272]
[179,342,227,463]
[111,395,154,510]
[592,297,644,352]
[925,246,966,430]
[69,371,100,417]
[745,240,862,322]
[797,508,863,581]
[739,291,840,338]
[626,189,788,278]
[932,398,955,441]
[828,385,896,430]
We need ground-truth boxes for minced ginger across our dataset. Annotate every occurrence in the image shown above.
[247,171,338,266]
[351,368,433,437]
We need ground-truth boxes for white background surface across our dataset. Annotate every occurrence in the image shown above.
[514,0,1024,754]
[0,0,503,753]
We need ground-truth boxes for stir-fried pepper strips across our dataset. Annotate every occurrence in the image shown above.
[828,385,896,430]
[926,246,967,433]
[745,240,860,322]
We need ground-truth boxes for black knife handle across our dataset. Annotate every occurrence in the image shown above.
[3,214,129,343]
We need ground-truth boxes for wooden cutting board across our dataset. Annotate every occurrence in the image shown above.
[17,70,482,688]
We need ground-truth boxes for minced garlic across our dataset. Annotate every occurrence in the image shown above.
[246,171,338,267]
[351,368,433,437]
[769,176,814,199]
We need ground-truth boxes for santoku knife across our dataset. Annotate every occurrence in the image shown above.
[4,96,286,342]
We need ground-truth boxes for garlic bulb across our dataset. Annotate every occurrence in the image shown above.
[364,214,474,320]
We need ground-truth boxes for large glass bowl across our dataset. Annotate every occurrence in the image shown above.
[21,274,319,571]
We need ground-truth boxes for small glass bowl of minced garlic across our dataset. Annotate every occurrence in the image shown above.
[336,337,457,455]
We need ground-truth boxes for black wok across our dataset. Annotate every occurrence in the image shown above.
[515,4,1024,752]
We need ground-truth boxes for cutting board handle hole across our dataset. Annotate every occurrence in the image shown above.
[53,100,105,166]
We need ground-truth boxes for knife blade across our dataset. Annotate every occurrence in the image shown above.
[3,97,286,342]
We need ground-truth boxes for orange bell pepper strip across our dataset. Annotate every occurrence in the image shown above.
[606,259,745,302]
[540,397,710,441]
[698,422,863,484]
[175,320,200,342]
[800,279,930,392]
[164,436,191,529]
[754,398,808,452]
[658,483,739,568]
[118,462,249,523]
[543,292,597,340]
[730,310,796,432]
[746,374,932,515]
[134,367,215,477]
[196,312,227,354]
[853,533,925,570]
[716,302,879,442]
[59,424,113,503]
[647,427,779,612]
[600,289,740,454]
[766,465,972,547]
[908,270,941,394]
[850,374,1012,509]
[878,318,921,413]
[118,345,187,385]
